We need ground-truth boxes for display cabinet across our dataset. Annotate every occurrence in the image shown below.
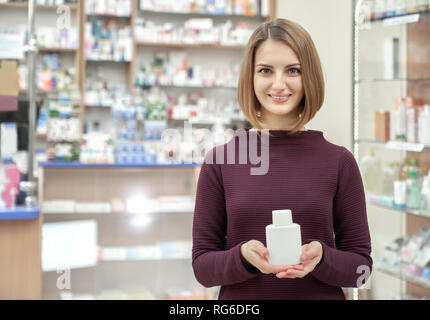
[39,163,215,299]
[353,0,430,300]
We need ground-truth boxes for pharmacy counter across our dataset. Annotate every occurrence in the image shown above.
[38,161,202,168]
[37,162,209,299]
[0,205,40,220]
[0,205,42,299]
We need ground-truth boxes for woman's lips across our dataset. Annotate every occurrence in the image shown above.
[268,94,291,103]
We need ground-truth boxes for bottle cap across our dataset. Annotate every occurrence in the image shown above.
[272,209,292,226]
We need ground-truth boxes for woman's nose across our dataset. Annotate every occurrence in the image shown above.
[272,73,286,90]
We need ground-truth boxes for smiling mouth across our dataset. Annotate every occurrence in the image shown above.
[268,94,292,102]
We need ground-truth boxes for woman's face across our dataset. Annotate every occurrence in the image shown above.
[253,39,305,128]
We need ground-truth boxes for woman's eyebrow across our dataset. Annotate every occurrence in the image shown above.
[255,63,301,68]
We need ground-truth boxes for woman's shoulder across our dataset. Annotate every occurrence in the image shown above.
[316,133,352,154]
[321,140,358,172]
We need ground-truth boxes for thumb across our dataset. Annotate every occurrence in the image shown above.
[301,243,313,261]
[306,241,321,257]
[253,241,268,258]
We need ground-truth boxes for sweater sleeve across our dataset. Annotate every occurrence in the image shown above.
[192,148,260,288]
[307,147,373,288]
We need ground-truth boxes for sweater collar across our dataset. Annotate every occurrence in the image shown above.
[242,127,324,145]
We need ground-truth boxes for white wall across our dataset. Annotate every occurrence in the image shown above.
[276,0,353,150]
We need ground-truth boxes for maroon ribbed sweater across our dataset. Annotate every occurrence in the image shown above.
[192,128,372,300]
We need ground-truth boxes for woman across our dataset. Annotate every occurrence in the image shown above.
[192,18,372,300]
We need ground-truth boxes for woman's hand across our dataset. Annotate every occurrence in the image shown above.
[275,241,323,279]
[241,240,304,274]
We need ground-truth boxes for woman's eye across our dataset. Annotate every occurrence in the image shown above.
[288,68,301,75]
[258,68,271,74]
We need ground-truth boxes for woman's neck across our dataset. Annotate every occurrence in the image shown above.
[258,109,305,131]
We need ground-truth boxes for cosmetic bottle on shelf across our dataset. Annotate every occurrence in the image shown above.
[360,147,382,194]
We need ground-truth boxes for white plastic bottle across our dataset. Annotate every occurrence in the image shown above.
[407,106,418,143]
[266,209,302,266]
[420,173,430,216]
[360,147,382,194]
[395,100,407,141]
[419,105,430,144]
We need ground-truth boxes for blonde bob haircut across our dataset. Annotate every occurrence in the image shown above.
[238,18,325,134]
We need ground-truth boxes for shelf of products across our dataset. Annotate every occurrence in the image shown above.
[139,9,264,19]
[85,0,131,17]
[0,0,82,173]
[373,226,430,295]
[139,0,268,17]
[1,0,273,164]
[18,54,79,92]
[134,41,246,49]
[142,84,237,90]
[134,19,255,46]
[353,0,430,300]
[361,0,430,22]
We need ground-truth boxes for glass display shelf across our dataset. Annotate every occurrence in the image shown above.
[367,194,430,220]
[356,139,430,152]
[355,77,430,83]
[375,261,430,291]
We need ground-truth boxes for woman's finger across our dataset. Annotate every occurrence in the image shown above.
[260,260,288,274]
[284,269,307,278]
[277,268,308,279]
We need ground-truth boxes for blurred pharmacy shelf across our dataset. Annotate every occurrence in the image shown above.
[366,9,430,23]
[135,41,246,49]
[353,0,430,300]
[367,194,430,220]
[356,139,430,152]
[141,83,237,90]
[139,9,264,19]
[375,261,430,292]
